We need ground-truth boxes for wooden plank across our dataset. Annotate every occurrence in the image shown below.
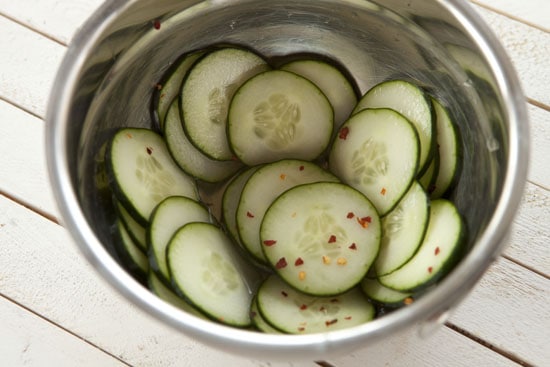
[0,295,127,367]
[527,105,550,189]
[326,324,521,367]
[0,195,320,366]
[0,15,65,117]
[449,257,550,367]
[0,100,58,217]
[0,0,104,44]
[472,0,550,32]
[472,4,550,107]
[504,182,550,276]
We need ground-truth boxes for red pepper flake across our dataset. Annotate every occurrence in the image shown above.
[357,217,369,228]
[435,247,441,256]
[380,187,387,196]
[281,291,288,297]
[153,19,161,30]
[428,266,433,274]
[294,257,304,266]
[299,304,308,310]
[155,83,162,90]
[346,212,355,219]
[348,243,357,250]
[404,297,414,305]
[330,298,339,303]
[279,173,287,180]
[344,316,352,320]
[299,165,305,171]
[298,327,306,332]
[275,257,288,269]
[146,147,153,155]
[328,235,337,243]
[363,216,372,223]
[319,306,326,312]
[325,319,338,326]
[125,133,133,139]
[338,126,350,140]
[263,240,277,246]
[246,211,255,218]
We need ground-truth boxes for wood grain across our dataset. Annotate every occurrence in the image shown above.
[0,295,126,367]
[0,0,104,44]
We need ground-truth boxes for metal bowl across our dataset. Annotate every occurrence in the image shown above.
[46,0,529,360]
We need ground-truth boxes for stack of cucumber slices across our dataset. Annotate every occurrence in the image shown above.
[105,45,465,334]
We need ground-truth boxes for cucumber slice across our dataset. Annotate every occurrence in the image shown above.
[430,98,461,199]
[227,70,334,165]
[418,151,439,194]
[256,275,375,334]
[360,277,412,307]
[379,199,465,292]
[167,222,256,327]
[280,59,357,130]
[353,80,435,174]
[250,296,284,334]
[115,219,148,280]
[164,98,242,183]
[374,181,430,277]
[116,201,146,252]
[221,166,261,245]
[147,196,213,284]
[329,108,420,216]
[147,271,207,319]
[181,47,270,160]
[106,128,199,226]
[260,182,381,296]
[153,50,204,131]
[236,159,339,264]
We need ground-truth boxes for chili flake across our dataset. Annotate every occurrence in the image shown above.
[298,271,306,280]
[344,316,352,320]
[322,255,331,265]
[281,291,288,297]
[328,235,337,243]
[298,327,306,332]
[159,92,166,100]
[338,126,350,140]
[146,147,153,155]
[428,266,433,274]
[294,257,304,266]
[263,240,277,246]
[153,19,161,30]
[246,211,255,218]
[319,306,326,312]
[155,83,163,90]
[275,257,287,269]
[404,297,414,305]
[435,247,441,256]
[346,212,355,219]
[299,165,305,171]
[299,304,308,310]
[348,243,357,250]
[380,187,387,195]
[357,217,369,228]
[325,319,338,326]
[337,257,348,266]
[126,133,133,139]
[330,298,339,303]
[279,173,287,180]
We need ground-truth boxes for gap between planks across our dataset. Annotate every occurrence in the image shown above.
[0,11,67,47]
[445,322,534,367]
[470,0,550,33]
[0,293,131,367]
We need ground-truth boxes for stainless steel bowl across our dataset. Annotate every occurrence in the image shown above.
[46,0,529,360]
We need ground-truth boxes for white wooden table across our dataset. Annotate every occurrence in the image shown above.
[0,1,548,366]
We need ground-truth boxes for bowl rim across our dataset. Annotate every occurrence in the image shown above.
[45,0,529,359]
